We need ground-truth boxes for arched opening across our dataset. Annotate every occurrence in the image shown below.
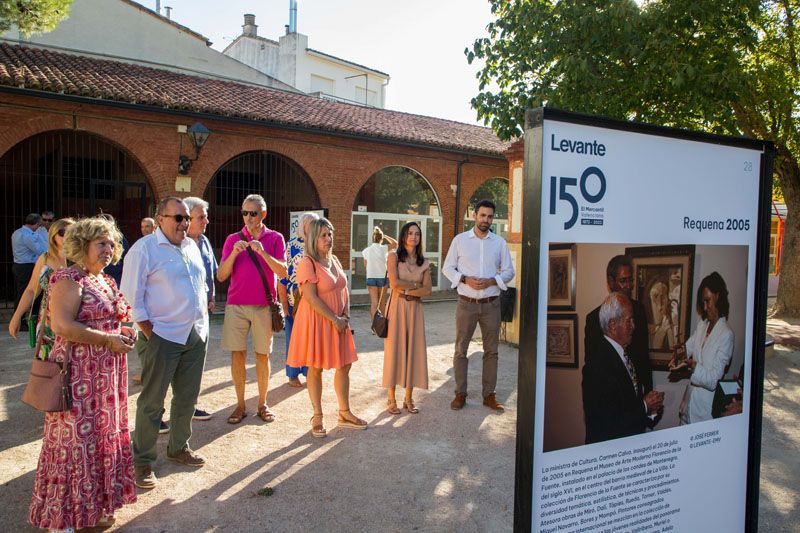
[205,151,321,300]
[0,130,154,309]
[351,166,442,292]
[463,177,509,238]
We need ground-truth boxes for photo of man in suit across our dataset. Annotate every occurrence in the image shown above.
[584,255,652,394]
[582,293,664,444]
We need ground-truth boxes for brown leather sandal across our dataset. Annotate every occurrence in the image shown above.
[227,407,248,424]
[387,399,401,415]
[310,413,326,438]
[403,398,420,414]
[337,409,368,430]
[257,405,276,423]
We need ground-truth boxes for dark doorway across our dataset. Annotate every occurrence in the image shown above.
[205,150,321,300]
[0,131,154,310]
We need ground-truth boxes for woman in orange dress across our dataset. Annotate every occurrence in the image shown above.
[383,222,432,415]
[287,218,367,438]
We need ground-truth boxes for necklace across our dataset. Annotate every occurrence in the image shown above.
[76,265,132,321]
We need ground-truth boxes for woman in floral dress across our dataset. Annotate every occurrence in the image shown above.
[29,216,136,532]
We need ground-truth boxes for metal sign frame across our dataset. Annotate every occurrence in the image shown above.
[513,107,774,532]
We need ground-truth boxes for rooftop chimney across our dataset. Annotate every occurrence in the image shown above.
[243,13,258,37]
[164,6,172,19]
[289,0,297,33]
[155,0,161,15]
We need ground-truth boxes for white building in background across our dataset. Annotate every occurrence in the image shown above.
[0,0,295,91]
[223,13,390,108]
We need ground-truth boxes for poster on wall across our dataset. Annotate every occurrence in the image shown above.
[289,209,327,239]
[514,109,773,532]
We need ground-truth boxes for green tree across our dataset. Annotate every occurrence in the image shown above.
[0,0,73,36]
[468,0,800,316]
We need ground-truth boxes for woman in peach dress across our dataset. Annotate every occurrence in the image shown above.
[383,222,432,415]
[287,218,367,437]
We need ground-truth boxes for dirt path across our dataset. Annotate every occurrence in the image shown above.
[0,301,797,531]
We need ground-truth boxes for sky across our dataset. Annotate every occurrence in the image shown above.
[139,0,494,126]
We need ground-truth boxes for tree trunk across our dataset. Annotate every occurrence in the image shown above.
[773,153,800,317]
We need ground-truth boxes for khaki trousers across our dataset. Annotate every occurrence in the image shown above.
[453,297,501,398]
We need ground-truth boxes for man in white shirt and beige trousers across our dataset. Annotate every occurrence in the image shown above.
[443,199,515,412]
[121,197,209,489]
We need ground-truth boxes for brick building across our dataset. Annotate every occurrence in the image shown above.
[0,43,511,310]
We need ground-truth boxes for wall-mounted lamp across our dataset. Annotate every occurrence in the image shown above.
[178,122,211,175]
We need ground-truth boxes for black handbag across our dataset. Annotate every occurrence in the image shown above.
[371,271,389,338]
[239,232,284,332]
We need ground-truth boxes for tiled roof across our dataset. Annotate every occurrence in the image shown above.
[0,44,507,156]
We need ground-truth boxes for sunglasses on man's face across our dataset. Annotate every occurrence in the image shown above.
[161,214,192,223]
[241,210,261,218]
[42,218,53,223]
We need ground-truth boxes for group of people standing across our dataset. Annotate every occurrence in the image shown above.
[9,194,515,532]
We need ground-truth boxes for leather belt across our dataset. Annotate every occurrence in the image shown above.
[400,294,421,302]
[459,295,498,304]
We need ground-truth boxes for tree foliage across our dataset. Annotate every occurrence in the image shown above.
[468,0,800,316]
[0,0,73,36]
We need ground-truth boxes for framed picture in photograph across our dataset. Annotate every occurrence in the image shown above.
[546,314,578,368]
[626,245,696,369]
[548,244,576,310]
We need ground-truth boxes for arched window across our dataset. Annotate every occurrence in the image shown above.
[205,150,320,246]
[463,177,509,238]
[351,166,442,292]
[205,151,320,301]
[0,131,153,308]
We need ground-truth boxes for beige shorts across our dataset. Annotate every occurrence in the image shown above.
[221,304,273,354]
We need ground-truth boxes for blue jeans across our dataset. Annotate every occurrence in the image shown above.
[285,309,308,378]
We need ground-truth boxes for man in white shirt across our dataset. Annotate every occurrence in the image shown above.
[442,200,515,412]
[121,197,209,490]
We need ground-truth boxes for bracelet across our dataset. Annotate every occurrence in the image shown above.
[103,333,111,348]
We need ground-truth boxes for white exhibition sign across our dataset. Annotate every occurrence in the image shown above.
[528,115,766,532]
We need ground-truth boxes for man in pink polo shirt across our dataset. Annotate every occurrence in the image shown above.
[217,194,287,425]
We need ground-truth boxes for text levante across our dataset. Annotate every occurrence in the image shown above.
[551,134,606,156]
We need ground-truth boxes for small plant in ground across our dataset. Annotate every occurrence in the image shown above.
[257,487,274,497]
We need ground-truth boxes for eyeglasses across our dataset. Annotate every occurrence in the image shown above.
[57,228,66,237]
[42,218,53,223]
[161,214,192,223]
[241,210,261,218]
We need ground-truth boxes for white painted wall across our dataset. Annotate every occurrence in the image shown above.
[222,19,388,107]
[223,37,280,78]
[1,0,294,90]
[543,243,750,453]
[304,52,386,107]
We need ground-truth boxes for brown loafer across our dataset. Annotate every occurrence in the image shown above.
[483,393,505,412]
[167,447,206,467]
[451,393,467,410]
[134,465,157,489]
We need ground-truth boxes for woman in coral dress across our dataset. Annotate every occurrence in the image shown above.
[29,216,137,532]
[287,218,367,438]
[382,222,432,415]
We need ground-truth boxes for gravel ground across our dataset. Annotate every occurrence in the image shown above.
[0,301,796,531]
